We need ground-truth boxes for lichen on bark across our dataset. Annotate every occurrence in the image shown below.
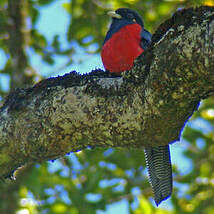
[0,6,214,179]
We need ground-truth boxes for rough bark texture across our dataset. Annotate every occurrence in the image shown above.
[0,6,214,179]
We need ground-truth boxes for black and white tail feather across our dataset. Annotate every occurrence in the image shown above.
[144,145,172,206]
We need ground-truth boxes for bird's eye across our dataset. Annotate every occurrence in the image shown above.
[132,18,136,22]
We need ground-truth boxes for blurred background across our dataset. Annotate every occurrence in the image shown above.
[0,0,214,213]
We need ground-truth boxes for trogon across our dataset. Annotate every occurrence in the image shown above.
[101,8,172,206]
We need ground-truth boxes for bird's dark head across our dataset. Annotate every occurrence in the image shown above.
[108,8,144,28]
[103,8,144,44]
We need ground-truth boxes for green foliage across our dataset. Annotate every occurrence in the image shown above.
[174,97,214,214]
[134,196,173,214]
[0,0,214,213]
[22,149,150,213]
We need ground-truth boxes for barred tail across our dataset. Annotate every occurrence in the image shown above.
[144,145,172,206]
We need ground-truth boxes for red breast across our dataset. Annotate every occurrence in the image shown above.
[101,23,143,73]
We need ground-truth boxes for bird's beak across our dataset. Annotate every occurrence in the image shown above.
[107,11,122,19]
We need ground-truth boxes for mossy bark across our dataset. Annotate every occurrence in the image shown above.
[0,6,214,179]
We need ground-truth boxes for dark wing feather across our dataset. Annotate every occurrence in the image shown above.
[140,29,152,50]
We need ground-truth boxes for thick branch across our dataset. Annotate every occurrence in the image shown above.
[0,6,214,178]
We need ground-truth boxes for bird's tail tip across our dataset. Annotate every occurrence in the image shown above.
[154,190,172,206]
[144,145,173,206]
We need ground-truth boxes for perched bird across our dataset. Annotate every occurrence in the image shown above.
[101,8,172,206]
[101,8,151,73]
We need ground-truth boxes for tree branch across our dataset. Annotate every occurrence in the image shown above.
[7,0,35,89]
[0,6,214,178]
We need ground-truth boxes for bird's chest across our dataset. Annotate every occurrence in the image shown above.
[101,24,143,73]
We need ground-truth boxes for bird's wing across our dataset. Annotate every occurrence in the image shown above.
[140,29,152,50]
[144,145,172,206]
